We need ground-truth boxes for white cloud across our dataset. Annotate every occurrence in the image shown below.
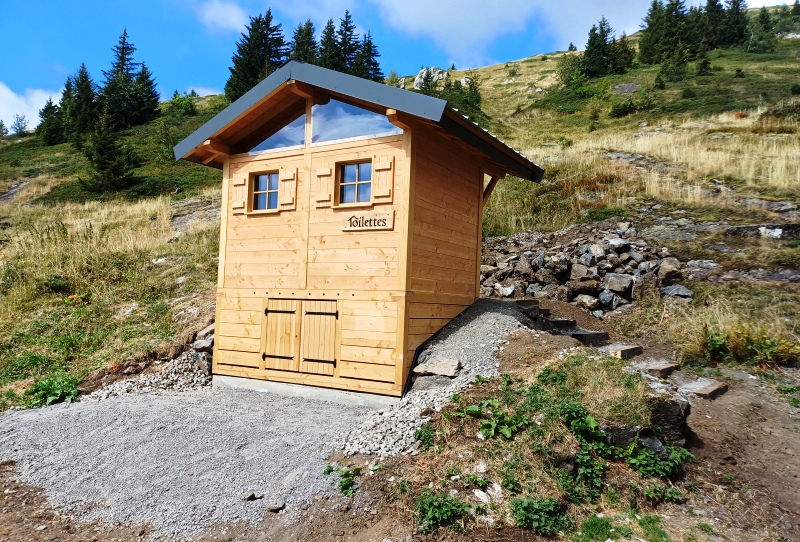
[187,86,224,96]
[197,0,248,33]
[0,82,61,131]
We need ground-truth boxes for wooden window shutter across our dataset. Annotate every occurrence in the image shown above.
[372,155,394,202]
[231,174,247,214]
[261,299,301,371]
[314,164,333,208]
[279,166,298,211]
[299,300,337,376]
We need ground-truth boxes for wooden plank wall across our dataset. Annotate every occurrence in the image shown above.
[213,135,408,396]
[406,129,482,367]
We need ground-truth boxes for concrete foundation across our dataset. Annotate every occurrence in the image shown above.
[212,375,402,409]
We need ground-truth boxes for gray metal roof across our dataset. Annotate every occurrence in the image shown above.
[174,61,544,181]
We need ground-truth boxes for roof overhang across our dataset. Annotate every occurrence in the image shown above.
[174,61,544,182]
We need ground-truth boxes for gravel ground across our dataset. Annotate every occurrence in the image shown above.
[0,389,372,539]
[335,299,534,457]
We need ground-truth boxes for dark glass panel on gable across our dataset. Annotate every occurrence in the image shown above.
[249,113,306,153]
[311,99,401,145]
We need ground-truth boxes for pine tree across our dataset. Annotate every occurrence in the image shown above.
[568,42,578,52]
[100,29,140,129]
[439,71,486,125]
[722,0,749,47]
[0,120,7,137]
[661,0,689,58]
[131,63,160,124]
[351,32,384,82]
[705,0,726,49]
[385,71,401,87]
[69,64,98,148]
[58,76,76,143]
[684,6,705,56]
[748,6,778,53]
[82,108,140,192]
[639,0,665,64]
[37,98,64,145]
[611,33,635,73]
[290,20,317,63]
[658,42,689,81]
[774,4,794,33]
[337,10,359,73]
[695,39,713,75]
[224,9,288,102]
[317,19,340,70]
[11,114,28,136]
[583,17,614,77]
[793,0,800,18]
[418,68,438,96]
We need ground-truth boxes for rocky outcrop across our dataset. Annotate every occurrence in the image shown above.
[413,67,448,89]
[480,220,693,316]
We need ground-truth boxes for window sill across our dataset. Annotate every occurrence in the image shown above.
[334,202,374,210]
[247,208,281,215]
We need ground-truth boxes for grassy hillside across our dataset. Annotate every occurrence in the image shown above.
[1,37,799,408]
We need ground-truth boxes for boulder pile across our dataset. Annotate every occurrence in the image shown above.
[481,220,692,317]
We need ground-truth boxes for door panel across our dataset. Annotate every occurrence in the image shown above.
[300,300,337,376]
[261,299,301,371]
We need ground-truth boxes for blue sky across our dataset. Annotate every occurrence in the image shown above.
[0,0,784,128]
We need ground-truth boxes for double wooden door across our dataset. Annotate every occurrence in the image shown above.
[261,299,337,376]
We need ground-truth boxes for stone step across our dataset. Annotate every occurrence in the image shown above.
[677,377,729,400]
[561,328,610,343]
[538,308,552,317]
[546,318,577,329]
[606,343,643,360]
[646,362,680,379]
[694,381,729,400]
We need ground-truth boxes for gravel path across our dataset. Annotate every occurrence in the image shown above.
[0,389,372,539]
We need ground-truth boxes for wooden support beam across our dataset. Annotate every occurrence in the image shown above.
[203,138,232,156]
[386,109,412,130]
[483,175,501,202]
[287,80,316,99]
[201,153,219,165]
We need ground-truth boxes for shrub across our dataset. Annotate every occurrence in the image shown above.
[511,496,570,534]
[169,91,197,115]
[681,88,697,99]
[24,376,79,407]
[609,97,637,118]
[414,490,470,532]
[627,446,694,480]
[414,422,435,450]
[791,84,800,96]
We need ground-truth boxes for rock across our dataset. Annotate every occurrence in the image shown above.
[194,351,212,376]
[244,492,263,501]
[650,393,691,447]
[191,338,214,353]
[473,489,490,504]
[661,284,693,298]
[413,357,461,378]
[267,501,286,512]
[599,289,624,310]
[196,322,215,340]
[494,283,516,297]
[525,283,541,297]
[617,222,631,233]
[514,258,534,281]
[495,266,513,281]
[638,434,668,459]
[570,263,590,280]
[531,251,546,270]
[413,67,448,89]
[657,257,683,283]
[575,294,599,310]
[603,273,633,294]
[646,362,680,379]
[480,265,499,275]
[628,249,645,263]
[566,278,601,297]
[694,381,729,399]
[607,238,631,252]
[600,423,643,448]
[606,344,643,360]
[411,375,453,391]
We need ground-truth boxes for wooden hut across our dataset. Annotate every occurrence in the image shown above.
[175,62,544,397]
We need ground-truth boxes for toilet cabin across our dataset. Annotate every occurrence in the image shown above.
[175,61,544,396]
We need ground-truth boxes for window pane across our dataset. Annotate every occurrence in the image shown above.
[311,100,402,144]
[357,182,371,203]
[342,164,357,184]
[267,192,278,209]
[253,193,266,210]
[254,175,268,192]
[341,184,356,204]
[358,162,371,181]
[249,113,306,152]
[268,173,279,191]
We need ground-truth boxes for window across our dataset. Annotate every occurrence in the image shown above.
[339,162,372,204]
[312,100,402,145]
[249,113,306,153]
[253,173,279,210]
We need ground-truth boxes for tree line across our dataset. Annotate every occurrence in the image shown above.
[225,9,384,102]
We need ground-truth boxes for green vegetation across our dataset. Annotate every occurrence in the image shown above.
[414,490,471,532]
[511,496,571,535]
[24,376,79,407]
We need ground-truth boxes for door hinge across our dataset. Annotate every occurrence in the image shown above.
[305,310,338,319]
[263,353,293,360]
[303,358,336,367]
[265,308,296,316]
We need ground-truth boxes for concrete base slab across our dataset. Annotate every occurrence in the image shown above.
[212,375,401,409]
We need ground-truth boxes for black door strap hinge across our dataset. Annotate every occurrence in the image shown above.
[263,353,293,360]
[265,309,296,316]
[303,358,336,367]
[305,310,339,319]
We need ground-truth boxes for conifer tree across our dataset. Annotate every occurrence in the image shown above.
[69,64,98,148]
[351,32,384,82]
[224,10,288,102]
[639,0,665,64]
[11,114,28,136]
[337,10,359,73]
[316,19,341,70]
[0,120,7,137]
[568,42,578,52]
[418,68,438,96]
[661,0,690,58]
[100,29,140,129]
[611,33,635,73]
[722,0,749,47]
[748,6,778,52]
[37,98,64,145]
[583,17,615,77]
[290,20,317,63]
[695,39,713,75]
[385,71,401,87]
[82,108,140,192]
[705,0,726,48]
[794,0,800,18]
[58,76,76,143]
[774,4,794,33]
[131,63,160,125]
[658,42,689,81]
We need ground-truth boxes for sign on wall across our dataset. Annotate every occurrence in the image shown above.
[342,210,395,231]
